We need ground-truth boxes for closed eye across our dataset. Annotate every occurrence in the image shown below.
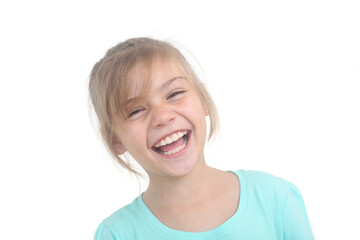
[167,90,185,100]
[127,108,145,118]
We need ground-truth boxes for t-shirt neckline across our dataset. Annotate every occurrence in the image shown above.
[135,170,248,240]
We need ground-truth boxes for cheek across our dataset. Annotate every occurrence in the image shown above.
[180,98,207,134]
[118,123,147,151]
[182,96,206,119]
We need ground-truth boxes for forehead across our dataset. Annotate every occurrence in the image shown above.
[126,57,187,98]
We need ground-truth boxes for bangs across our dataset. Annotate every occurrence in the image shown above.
[111,64,152,119]
[109,51,174,121]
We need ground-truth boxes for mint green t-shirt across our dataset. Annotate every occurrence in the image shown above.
[95,170,314,240]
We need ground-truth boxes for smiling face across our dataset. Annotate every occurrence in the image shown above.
[113,57,208,179]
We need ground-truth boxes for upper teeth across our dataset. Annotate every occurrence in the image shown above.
[154,131,187,148]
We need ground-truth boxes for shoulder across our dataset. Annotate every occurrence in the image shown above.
[234,169,291,186]
[234,169,296,187]
[232,170,314,238]
[104,199,140,225]
[94,197,142,240]
[233,169,302,208]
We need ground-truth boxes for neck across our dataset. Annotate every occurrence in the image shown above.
[143,162,217,207]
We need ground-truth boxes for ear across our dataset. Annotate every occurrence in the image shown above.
[113,136,126,155]
[202,103,209,116]
[204,108,209,116]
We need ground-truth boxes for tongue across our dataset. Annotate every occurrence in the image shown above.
[159,137,185,153]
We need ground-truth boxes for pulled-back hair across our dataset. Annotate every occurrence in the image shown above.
[89,37,219,175]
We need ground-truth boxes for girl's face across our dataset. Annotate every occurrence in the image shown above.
[113,58,208,179]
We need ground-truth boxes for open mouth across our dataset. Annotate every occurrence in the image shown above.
[152,130,190,156]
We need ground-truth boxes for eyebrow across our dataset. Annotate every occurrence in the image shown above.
[162,76,186,88]
[126,76,186,104]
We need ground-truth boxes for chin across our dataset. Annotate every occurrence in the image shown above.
[147,130,206,178]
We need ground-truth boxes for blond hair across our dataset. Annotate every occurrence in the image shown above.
[89,37,219,175]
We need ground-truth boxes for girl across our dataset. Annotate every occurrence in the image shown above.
[89,37,314,239]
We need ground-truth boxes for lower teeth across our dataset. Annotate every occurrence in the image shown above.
[156,134,189,155]
[163,139,187,155]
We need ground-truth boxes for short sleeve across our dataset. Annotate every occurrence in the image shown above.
[282,182,314,240]
[94,222,117,240]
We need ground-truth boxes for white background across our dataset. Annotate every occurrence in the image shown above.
[1,0,359,239]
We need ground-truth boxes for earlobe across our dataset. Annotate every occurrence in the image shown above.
[115,144,126,155]
[203,104,209,116]
[113,136,126,155]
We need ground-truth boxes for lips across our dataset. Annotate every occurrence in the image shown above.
[152,130,190,156]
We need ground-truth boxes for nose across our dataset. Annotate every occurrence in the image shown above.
[151,105,176,128]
